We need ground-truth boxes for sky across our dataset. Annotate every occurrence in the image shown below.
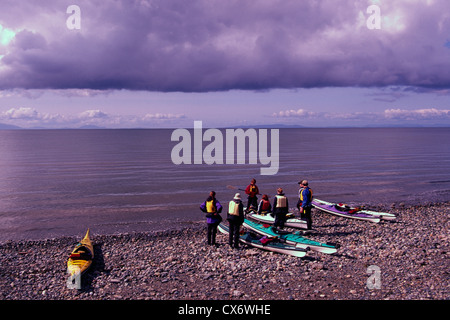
[0,0,450,128]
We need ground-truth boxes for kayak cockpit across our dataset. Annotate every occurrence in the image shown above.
[69,246,93,260]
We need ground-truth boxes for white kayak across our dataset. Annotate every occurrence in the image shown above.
[246,211,308,229]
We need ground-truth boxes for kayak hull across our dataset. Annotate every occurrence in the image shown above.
[218,223,307,257]
[312,199,382,223]
[67,229,94,277]
[242,219,337,254]
[359,209,396,221]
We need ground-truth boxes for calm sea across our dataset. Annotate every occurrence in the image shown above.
[0,127,449,241]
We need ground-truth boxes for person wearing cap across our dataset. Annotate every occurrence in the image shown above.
[200,191,223,246]
[227,193,245,249]
[244,178,259,212]
[257,194,272,215]
[273,188,289,230]
[297,180,313,230]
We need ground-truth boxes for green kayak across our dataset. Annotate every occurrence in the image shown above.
[243,219,338,254]
[218,223,307,257]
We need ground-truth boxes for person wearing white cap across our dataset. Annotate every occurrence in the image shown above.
[273,187,289,230]
[227,193,244,249]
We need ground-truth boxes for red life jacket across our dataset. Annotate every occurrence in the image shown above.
[260,199,271,211]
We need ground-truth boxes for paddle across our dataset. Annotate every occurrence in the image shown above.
[226,185,246,192]
[226,185,262,195]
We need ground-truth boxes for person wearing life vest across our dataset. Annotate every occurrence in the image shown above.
[257,194,272,215]
[245,178,260,212]
[297,180,313,230]
[200,191,223,246]
[227,193,244,249]
[273,188,289,229]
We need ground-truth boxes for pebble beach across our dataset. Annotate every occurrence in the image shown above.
[1,202,449,301]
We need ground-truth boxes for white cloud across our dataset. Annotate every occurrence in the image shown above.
[143,113,186,120]
[272,107,450,125]
[1,107,68,126]
[3,107,39,119]
[54,89,114,98]
[384,108,450,120]
[272,108,317,118]
[0,107,189,128]
[79,109,108,119]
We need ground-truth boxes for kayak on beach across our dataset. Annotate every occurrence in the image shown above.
[315,198,396,221]
[245,208,309,230]
[66,229,94,288]
[312,199,383,223]
[242,219,338,254]
[246,211,308,229]
[218,223,308,258]
[312,199,396,223]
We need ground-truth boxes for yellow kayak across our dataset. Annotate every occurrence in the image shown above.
[67,229,94,278]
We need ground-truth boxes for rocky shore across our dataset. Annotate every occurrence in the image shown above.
[1,202,448,300]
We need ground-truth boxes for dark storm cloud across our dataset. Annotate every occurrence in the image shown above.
[1,0,450,92]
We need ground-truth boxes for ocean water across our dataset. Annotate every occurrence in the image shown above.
[0,127,448,241]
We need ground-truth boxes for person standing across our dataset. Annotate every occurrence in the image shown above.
[273,188,289,230]
[227,193,244,249]
[297,180,313,230]
[245,178,259,212]
[200,191,223,246]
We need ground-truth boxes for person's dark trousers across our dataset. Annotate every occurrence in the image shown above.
[207,222,219,245]
[228,222,241,248]
[247,196,257,210]
[301,206,313,230]
[274,212,286,229]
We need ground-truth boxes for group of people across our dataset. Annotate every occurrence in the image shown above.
[200,178,313,249]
